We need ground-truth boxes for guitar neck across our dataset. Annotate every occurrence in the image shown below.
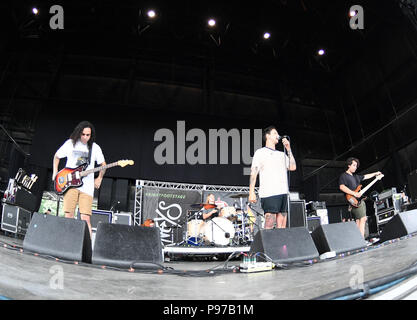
[80,162,118,177]
[359,177,380,195]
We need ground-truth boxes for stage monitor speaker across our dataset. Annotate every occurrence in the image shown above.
[23,212,92,263]
[311,221,367,255]
[92,223,163,269]
[250,227,319,264]
[287,200,306,228]
[379,209,417,243]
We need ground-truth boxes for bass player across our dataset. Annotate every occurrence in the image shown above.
[52,121,106,237]
[339,157,382,239]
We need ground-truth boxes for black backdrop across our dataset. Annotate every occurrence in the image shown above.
[29,103,292,187]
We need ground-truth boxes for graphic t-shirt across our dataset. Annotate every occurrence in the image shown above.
[56,139,105,197]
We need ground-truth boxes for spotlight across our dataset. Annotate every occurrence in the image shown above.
[147,10,156,18]
[318,49,325,56]
[263,32,271,40]
[32,8,39,15]
[208,19,216,27]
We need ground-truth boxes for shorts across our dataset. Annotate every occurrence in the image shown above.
[350,201,366,220]
[261,194,288,216]
[63,188,93,216]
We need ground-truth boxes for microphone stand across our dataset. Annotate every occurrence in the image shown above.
[284,142,291,228]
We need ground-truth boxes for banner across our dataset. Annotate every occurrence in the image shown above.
[142,187,202,245]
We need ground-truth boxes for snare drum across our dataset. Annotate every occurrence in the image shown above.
[202,217,235,246]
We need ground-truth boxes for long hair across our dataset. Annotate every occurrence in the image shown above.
[69,121,96,149]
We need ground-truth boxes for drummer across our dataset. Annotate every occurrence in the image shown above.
[201,193,221,220]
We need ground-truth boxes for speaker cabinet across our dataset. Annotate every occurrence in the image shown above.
[287,200,306,228]
[379,209,417,243]
[92,223,163,269]
[250,227,319,264]
[311,221,367,255]
[114,179,129,212]
[98,178,113,210]
[23,212,92,263]
[408,170,417,203]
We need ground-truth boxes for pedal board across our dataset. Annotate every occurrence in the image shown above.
[239,261,275,273]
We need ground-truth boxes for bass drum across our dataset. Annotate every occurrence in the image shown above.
[202,217,235,246]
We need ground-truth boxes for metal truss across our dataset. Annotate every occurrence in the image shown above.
[133,179,257,225]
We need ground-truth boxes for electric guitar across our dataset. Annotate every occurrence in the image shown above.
[345,174,384,207]
[54,159,134,195]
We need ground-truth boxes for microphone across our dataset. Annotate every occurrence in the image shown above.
[280,135,290,141]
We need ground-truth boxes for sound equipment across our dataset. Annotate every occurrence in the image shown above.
[311,221,367,255]
[379,209,417,243]
[408,170,417,203]
[98,177,113,210]
[287,200,306,228]
[307,216,321,233]
[306,201,326,213]
[89,209,112,231]
[113,212,132,225]
[92,223,163,269]
[23,212,92,263]
[249,227,319,264]
[4,182,38,213]
[114,179,129,212]
[1,203,31,235]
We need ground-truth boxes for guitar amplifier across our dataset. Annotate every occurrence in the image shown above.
[90,209,112,231]
[113,212,132,226]
[1,203,32,235]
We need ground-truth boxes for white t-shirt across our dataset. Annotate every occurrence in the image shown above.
[251,147,289,198]
[56,139,105,197]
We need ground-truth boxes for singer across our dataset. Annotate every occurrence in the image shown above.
[249,126,296,229]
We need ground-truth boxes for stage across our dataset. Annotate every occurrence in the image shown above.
[1,230,417,301]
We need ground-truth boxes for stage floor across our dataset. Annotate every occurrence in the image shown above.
[1,231,417,300]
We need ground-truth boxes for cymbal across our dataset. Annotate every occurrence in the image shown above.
[190,203,217,209]
[230,193,249,199]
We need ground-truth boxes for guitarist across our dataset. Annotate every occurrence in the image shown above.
[339,157,382,239]
[52,121,106,237]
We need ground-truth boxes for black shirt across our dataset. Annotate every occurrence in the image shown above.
[338,172,364,192]
[201,207,219,220]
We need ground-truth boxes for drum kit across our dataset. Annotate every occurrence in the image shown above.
[183,193,258,247]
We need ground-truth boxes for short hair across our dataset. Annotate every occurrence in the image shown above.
[263,125,277,142]
[346,157,360,169]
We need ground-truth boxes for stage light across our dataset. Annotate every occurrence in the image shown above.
[263,32,271,40]
[147,10,156,18]
[349,10,357,17]
[208,19,216,27]
[318,49,325,56]
[32,8,39,15]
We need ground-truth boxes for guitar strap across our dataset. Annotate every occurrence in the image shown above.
[87,144,92,166]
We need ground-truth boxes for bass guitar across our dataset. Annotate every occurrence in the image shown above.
[54,159,134,195]
[346,174,384,207]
